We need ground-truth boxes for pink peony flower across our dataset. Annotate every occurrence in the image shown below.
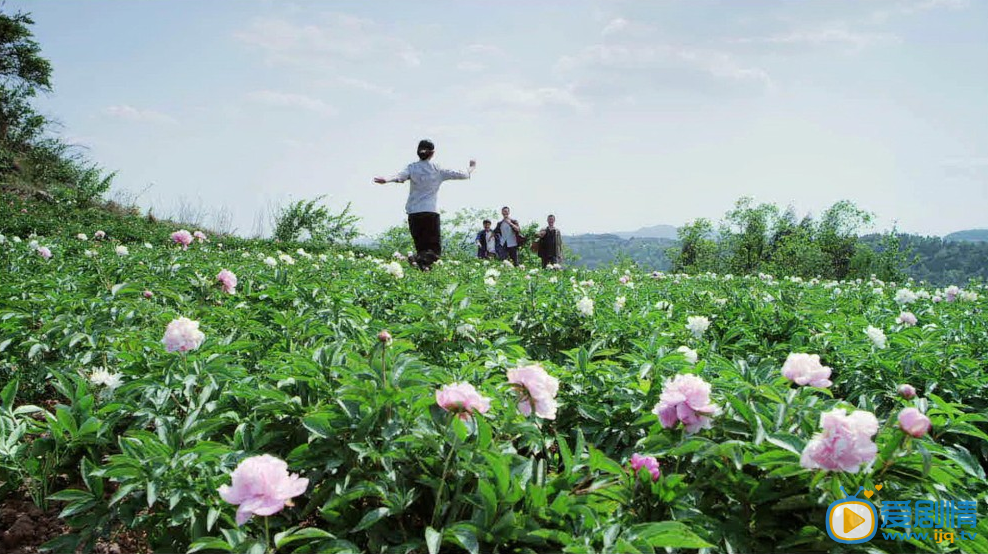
[171,229,193,249]
[218,454,308,526]
[800,408,878,473]
[194,230,208,243]
[898,408,931,438]
[162,317,205,353]
[619,275,631,285]
[897,384,916,399]
[507,364,560,420]
[143,290,154,299]
[436,382,491,421]
[653,373,717,433]
[630,453,661,481]
[781,353,832,388]
[944,286,959,302]
[94,230,106,240]
[216,269,237,294]
[36,246,52,260]
[897,312,917,326]
[378,330,393,344]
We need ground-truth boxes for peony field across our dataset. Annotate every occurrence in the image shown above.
[2,222,986,553]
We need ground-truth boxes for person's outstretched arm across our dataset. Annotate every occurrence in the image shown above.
[439,160,476,181]
[373,167,410,184]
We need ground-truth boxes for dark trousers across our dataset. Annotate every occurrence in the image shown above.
[541,255,560,268]
[500,245,519,266]
[408,212,441,269]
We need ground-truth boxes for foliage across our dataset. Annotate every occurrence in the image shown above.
[272,196,360,245]
[0,8,114,206]
[1,202,987,554]
[668,197,899,281]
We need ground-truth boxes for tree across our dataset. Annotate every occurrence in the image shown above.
[720,197,777,274]
[817,200,874,279]
[0,10,52,144]
[672,218,718,273]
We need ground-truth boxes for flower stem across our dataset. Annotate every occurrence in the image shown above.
[264,516,271,554]
[431,418,459,528]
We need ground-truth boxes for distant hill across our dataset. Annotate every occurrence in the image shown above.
[612,224,679,240]
[565,234,675,270]
[944,229,988,243]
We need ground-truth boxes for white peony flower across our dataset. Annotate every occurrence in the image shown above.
[686,316,711,338]
[894,289,918,305]
[677,346,698,364]
[383,261,404,279]
[576,296,594,317]
[89,367,123,390]
[865,326,887,349]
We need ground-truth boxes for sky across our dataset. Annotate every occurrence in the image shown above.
[10,0,988,237]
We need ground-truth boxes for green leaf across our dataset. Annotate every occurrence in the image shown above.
[588,447,623,475]
[425,526,442,554]
[351,507,389,532]
[942,445,986,480]
[766,433,805,455]
[302,412,335,439]
[147,481,158,507]
[446,523,480,554]
[274,527,335,547]
[59,499,96,518]
[627,521,714,548]
[47,489,93,502]
[188,538,233,553]
[0,379,16,408]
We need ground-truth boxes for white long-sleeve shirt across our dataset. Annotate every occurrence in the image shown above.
[386,160,471,214]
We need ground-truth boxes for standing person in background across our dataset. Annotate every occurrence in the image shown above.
[374,139,475,270]
[495,206,523,266]
[537,214,563,268]
[475,219,497,259]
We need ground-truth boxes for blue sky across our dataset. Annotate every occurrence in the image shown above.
[12,0,988,237]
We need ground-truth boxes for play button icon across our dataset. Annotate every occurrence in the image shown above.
[827,499,876,543]
[844,507,865,534]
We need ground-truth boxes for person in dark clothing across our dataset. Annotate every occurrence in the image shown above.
[537,214,563,268]
[494,206,523,266]
[475,219,496,259]
[374,139,475,270]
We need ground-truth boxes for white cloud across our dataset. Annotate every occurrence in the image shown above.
[468,83,588,111]
[730,25,900,52]
[235,13,422,70]
[870,0,969,22]
[102,105,178,125]
[457,43,505,73]
[602,17,630,37]
[463,44,504,57]
[336,77,397,98]
[557,43,773,89]
[457,61,486,73]
[247,90,337,117]
[941,156,988,177]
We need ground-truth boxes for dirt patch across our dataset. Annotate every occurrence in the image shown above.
[0,494,148,554]
[0,497,67,554]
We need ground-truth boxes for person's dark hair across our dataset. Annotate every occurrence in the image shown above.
[482,219,491,225]
[417,139,435,160]
[548,214,555,218]
[501,206,510,211]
